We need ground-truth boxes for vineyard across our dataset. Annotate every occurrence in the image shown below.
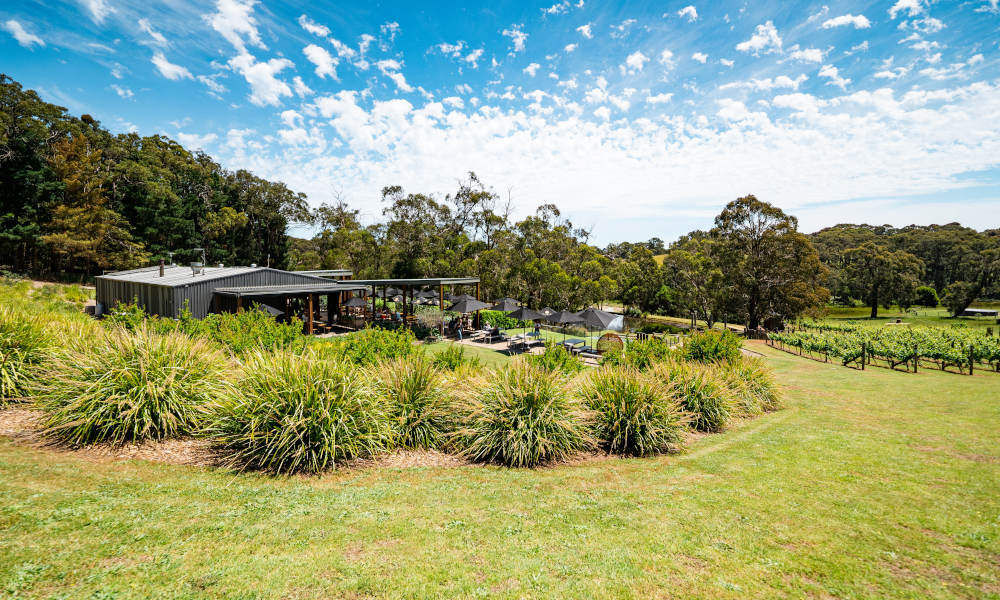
[768,320,1000,375]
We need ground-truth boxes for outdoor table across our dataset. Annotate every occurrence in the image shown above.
[561,338,585,350]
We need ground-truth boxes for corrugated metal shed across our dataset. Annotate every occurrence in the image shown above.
[95,265,338,319]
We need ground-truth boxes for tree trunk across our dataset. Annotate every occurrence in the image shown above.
[869,287,879,319]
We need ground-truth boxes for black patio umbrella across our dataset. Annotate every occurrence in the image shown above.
[417,289,437,299]
[447,298,491,313]
[507,306,544,322]
[490,297,521,312]
[385,287,402,296]
[575,307,617,349]
[451,293,477,302]
[343,296,369,308]
[545,310,584,343]
[253,303,284,317]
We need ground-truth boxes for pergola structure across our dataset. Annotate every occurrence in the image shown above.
[213,281,369,334]
[348,277,482,328]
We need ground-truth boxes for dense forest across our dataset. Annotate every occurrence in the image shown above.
[2,74,998,326]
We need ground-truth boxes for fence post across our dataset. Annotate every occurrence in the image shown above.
[969,344,974,376]
[861,342,866,370]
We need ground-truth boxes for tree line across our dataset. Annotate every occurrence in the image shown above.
[2,74,997,327]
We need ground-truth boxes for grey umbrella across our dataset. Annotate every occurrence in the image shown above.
[507,306,544,322]
[343,296,368,308]
[575,307,617,349]
[490,297,521,312]
[417,289,437,299]
[545,310,584,343]
[252,303,284,317]
[447,298,491,313]
[451,293,477,302]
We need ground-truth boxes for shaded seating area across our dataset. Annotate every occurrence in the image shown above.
[212,281,369,335]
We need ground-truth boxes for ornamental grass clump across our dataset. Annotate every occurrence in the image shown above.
[372,357,452,449]
[651,359,733,432]
[580,366,690,456]
[36,327,227,446]
[526,341,585,375]
[682,329,743,363]
[720,356,782,416]
[0,306,51,402]
[431,343,481,371]
[454,360,593,467]
[207,351,391,474]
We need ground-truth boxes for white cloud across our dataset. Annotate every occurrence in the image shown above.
[564,43,578,53]
[137,18,167,46]
[623,51,649,74]
[292,76,313,97]
[736,21,782,56]
[646,92,673,104]
[176,132,218,150]
[206,0,265,53]
[303,44,338,79]
[593,106,611,120]
[442,96,464,108]
[2,20,44,48]
[111,84,134,99]
[198,74,227,95]
[787,46,825,63]
[81,0,114,24]
[822,14,871,29]
[677,5,698,22]
[720,74,808,91]
[228,53,294,105]
[976,0,999,14]
[720,58,734,67]
[846,41,869,55]
[465,49,484,67]
[889,0,924,19]
[331,38,357,59]
[542,0,582,15]
[576,23,593,39]
[376,59,414,92]
[502,25,527,53]
[523,62,541,76]
[152,51,193,80]
[691,52,708,63]
[818,64,850,89]
[297,14,330,37]
[610,19,637,39]
[658,50,675,69]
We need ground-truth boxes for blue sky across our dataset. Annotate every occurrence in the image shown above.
[3,0,1000,245]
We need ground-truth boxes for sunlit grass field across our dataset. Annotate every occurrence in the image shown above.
[2,342,998,598]
[821,304,1000,331]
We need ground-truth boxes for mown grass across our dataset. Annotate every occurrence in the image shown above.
[822,304,1000,331]
[1,347,999,598]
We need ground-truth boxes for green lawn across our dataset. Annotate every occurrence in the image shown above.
[2,342,999,598]
[424,341,512,367]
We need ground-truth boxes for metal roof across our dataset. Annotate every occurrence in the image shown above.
[349,277,480,286]
[96,265,332,288]
[295,269,353,277]
[213,282,369,297]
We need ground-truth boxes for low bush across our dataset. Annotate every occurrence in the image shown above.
[600,337,675,370]
[207,352,391,474]
[682,329,742,363]
[651,359,733,432]
[372,358,452,449]
[314,326,419,366]
[580,366,689,456]
[454,360,593,467]
[0,306,51,402]
[36,327,228,446]
[720,356,781,416]
[479,310,529,330]
[431,343,481,371]
[526,341,585,375]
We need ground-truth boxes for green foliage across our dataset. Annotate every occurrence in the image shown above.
[682,329,743,363]
[651,360,733,432]
[313,326,420,366]
[526,341,585,375]
[636,322,681,334]
[915,286,939,308]
[719,356,782,417]
[0,306,51,402]
[36,327,227,446]
[479,310,529,330]
[431,343,482,371]
[372,358,452,449]
[600,337,675,370]
[105,301,306,354]
[454,361,593,467]
[207,351,391,474]
[580,366,689,456]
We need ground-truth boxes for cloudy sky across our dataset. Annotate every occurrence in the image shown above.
[3,0,1000,244]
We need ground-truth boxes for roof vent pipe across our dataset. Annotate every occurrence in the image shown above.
[159,259,165,277]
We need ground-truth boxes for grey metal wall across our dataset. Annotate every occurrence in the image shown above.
[97,269,329,319]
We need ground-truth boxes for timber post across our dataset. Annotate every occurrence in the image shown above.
[307,294,314,335]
